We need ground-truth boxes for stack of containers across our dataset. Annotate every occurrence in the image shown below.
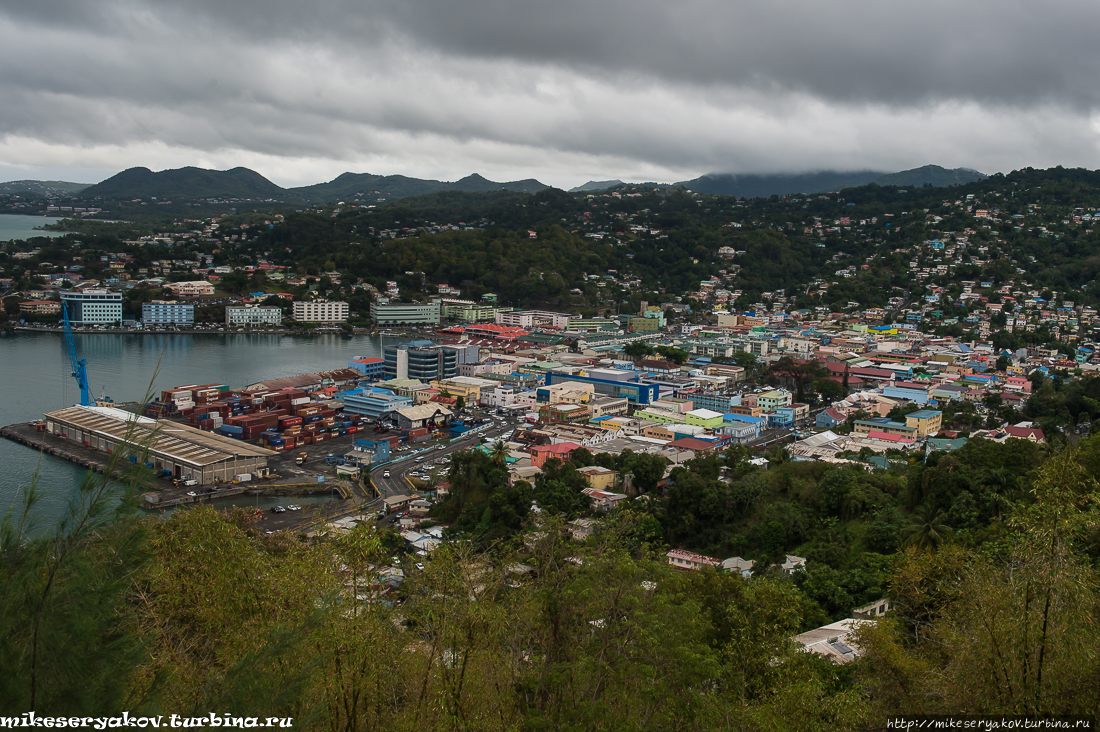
[163,387,195,414]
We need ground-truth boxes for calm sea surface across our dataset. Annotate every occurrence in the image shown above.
[0,331,396,527]
[0,213,66,241]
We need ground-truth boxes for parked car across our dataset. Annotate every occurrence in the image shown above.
[186,491,197,497]
[271,506,286,514]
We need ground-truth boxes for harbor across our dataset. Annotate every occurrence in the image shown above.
[0,415,370,511]
[0,329,404,528]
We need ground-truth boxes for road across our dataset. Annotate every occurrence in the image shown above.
[369,421,516,499]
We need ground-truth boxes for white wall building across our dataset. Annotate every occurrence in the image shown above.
[226,305,282,326]
[61,290,123,325]
[292,300,349,323]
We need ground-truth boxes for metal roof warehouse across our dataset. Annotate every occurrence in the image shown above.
[45,405,275,485]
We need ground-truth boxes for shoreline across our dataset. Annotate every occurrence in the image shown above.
[0,422,352,514]
[9,325,399,336]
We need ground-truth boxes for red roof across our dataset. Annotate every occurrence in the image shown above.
[668,437,721,451]
[866,431,915,444]
[1005,425,1045,441]
[532,442,581,455]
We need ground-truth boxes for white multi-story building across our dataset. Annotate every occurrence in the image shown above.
[495,310,573,329]
[60,290,123,325]
[226,305,282,326]
[370,300,441,325]
[292,300,349,323]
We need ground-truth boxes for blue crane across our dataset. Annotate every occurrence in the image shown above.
[62,302,93,407]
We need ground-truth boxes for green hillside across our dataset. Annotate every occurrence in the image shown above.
[0,179,91,196]
[679,164,984,198]
[79,166,285,201]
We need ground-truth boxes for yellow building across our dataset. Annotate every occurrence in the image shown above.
[578,466,617,491]
[905,409,943,437]
[430,376,497,403]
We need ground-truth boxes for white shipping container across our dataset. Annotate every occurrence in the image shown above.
[291,398,310,405]
[175,400,194,408]
[236,474,252,482]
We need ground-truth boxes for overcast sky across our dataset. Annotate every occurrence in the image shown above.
[2,0,1099,189]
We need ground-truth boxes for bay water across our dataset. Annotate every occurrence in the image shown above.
[0,330,396,526]
[0,213,66,241]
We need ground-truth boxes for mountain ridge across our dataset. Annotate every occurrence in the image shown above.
[0,180,92,196]
[676,165,985,197]
[3,163,985,204]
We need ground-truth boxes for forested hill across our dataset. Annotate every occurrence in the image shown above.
[10,163,981,206]
[79,166,285,201]
[678,164,985,197]
[0,179,90,196]
[240,165,1100,313]
[287,172,548,203]
[69,166,549,204]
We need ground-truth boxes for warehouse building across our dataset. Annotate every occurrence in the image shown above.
[393,403,454,430]
[45,405,275,485]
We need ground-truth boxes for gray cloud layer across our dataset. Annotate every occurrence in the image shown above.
[1,0,1098,187]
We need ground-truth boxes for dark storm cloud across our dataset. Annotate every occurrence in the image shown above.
[0,0,1098,185]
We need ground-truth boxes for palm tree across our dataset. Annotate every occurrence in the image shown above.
[979,467,1017,518]
[489,440,509,467]
[901,505,953,550]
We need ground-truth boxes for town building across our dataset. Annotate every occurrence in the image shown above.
[349,357,385,380]
[164,280,215,297]
[370,300,441,325]
[667,549,721,571]
[905,409,943,437]
[142,300,195,325]
[61,290,123,325]
[292,300,349,323]
[225,305,282,326]
[543,371,661,405]
[340,387,413,420]
[18,300,61,315]
[383,342,459,381]
[495,309,573,329]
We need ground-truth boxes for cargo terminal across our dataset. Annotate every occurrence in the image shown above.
[43,405,276,485]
